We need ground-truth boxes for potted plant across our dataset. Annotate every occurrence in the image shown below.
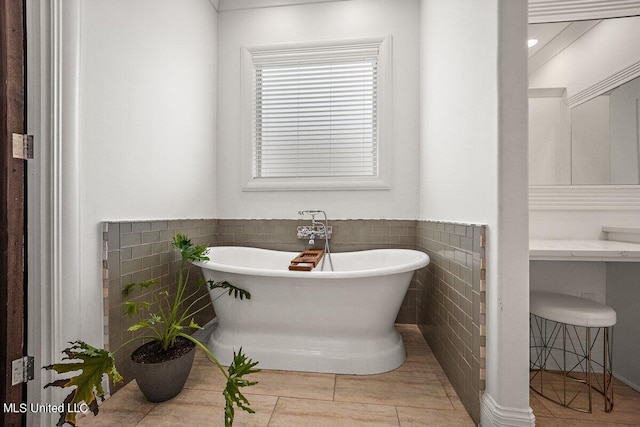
[44,234,259,427]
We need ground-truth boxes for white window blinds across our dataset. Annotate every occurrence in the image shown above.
[251,43,380,179]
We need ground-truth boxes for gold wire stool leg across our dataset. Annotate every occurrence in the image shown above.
[603,327,614,412]
[562,323,567,407]
[586,328,593,413]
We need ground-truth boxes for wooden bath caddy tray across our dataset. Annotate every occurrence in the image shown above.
[288,249,325,271]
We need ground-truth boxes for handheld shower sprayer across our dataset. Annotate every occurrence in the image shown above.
[298,210,322,216]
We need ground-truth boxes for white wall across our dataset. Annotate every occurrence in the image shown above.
[216,0,420,219]
[530,261,607,302]
[420,0,533,425]
[80,0,218,222]
[68,0,218,346]
[419,1,498,224]
[607,262,640,391]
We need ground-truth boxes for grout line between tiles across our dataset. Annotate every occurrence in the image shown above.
[332,374,337,401]
[276,396,403,412]
[266,396,279,427]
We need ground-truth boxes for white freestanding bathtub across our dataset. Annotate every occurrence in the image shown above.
[195,246,430,374]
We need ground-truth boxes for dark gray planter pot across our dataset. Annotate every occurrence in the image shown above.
[131,342,196,402]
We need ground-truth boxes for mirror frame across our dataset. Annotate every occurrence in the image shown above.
[528,0,640,210]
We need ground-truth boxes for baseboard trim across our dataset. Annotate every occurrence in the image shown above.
[614,373,640,393]
[480,393,536,427]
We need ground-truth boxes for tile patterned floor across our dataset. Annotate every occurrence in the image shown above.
[75,324,640,426]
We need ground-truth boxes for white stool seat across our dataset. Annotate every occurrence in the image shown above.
[530,291,616,413]
[530,291,616,328]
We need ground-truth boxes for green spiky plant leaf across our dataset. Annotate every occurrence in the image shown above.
[209,280,252,301]
[43,341,122,426]
[224,348,260,427]
[45,234,258,426]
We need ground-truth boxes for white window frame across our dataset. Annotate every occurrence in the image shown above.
[240,36,392,191]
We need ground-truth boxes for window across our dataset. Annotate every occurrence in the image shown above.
[241,37,391,191]
[253,50,378,178]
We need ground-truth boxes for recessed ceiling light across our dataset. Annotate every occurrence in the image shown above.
[528,39,539,48]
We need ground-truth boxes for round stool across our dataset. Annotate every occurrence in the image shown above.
[529,291,616,413]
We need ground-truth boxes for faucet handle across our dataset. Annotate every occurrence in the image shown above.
[297,225,332,241]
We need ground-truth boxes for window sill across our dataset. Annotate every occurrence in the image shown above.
[242,177,391,192]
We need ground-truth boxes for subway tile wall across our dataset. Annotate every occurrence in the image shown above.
[102,217,486,423]
[102,219,218,392]
[215,219,418,322]
[416,220,487,425]
[214,219,416,251]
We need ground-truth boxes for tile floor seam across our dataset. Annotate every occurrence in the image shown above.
[393,403,466,410]
[265,396,279,426]
[343,400,406,411]
[394,405,401,426]
[266,394,345,403]
[133,414,144,427]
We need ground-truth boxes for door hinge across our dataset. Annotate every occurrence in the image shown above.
[12,133,34,160]
[11,356,35,385]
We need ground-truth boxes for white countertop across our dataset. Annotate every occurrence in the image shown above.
[530,239,640,261]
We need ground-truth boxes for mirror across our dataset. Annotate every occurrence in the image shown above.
[528,17,640,185]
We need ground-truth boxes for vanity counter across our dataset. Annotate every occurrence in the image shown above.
[530,239,640,261]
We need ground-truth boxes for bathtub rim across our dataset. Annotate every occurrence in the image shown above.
[194,246,429,279]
